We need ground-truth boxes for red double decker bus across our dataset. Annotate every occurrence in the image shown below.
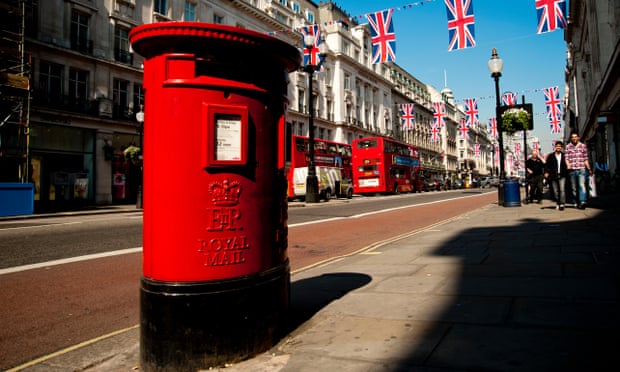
[352,136,422,194]
[286,135,353,201]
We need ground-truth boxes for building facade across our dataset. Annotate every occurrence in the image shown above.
[1,0,488,211]
[564,0,620,176]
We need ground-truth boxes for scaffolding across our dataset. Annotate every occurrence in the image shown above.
[0,0,32,183]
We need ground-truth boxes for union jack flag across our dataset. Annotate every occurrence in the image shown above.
[458,119,469,139]
[533,141,540,154]
[301,25,321,66]
[367,9,396,64]
[429,123,441,143]
[495,145,500,166]
[549,114,562,134]
[474,143,480,158]
[544,86,563,121]
[432,101,446,128]
[502,92,517,106]
[464,98,479,127]
[488,117,498,138]
[401,103,415,130]
[515,143,521,156]
[445,0,476,51]
[536,0,567,34]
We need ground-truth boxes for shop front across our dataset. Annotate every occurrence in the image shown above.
[29,123,95,211]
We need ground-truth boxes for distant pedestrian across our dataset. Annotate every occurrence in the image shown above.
[526,151,545,203]
[565,131,592,209]
[544,141,569,211]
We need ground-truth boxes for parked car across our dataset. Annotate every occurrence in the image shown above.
[423,178,441,192]
[452,178,464,189]
[478,177,491,188]
[479,176,499,188]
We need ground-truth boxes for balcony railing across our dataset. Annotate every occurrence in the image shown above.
[114,49,133,64]
[32,91,98,115]
[31,89,134,120]
[71,39,93,55]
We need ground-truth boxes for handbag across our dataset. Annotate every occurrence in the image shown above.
[588,175,597,198]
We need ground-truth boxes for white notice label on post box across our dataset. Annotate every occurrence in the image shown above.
[215,117,241,161]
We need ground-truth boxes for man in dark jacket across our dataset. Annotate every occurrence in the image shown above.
[544,141,569,210]
[526,151,545,203]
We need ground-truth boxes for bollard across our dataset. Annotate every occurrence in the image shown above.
[130,22,300,371]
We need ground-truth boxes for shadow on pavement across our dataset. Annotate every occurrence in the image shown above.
[394,194,620,371]
[286,272,372,333]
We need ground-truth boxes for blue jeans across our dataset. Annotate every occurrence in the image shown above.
[569,169,588,204]
[550,176,566,205]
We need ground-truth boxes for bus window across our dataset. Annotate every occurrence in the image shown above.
[390,167,406,179]
[359,164,377,173]
[356,140,378,149]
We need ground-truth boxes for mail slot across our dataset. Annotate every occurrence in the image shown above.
[130,22,300,371]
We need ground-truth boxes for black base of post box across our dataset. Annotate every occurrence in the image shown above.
[140,261,290,371]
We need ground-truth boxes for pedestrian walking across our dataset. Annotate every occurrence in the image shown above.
[526,151,545,203]
[544,141,569,210]
[565,131,592,209]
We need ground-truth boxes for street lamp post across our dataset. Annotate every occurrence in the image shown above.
[135,106,144,209]
[488,48,504,205]
[302,34,328,203]
[488,144,496,176]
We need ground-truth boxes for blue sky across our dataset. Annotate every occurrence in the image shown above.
[332,0,567,154]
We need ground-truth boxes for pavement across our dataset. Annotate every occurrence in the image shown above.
[7,192,620,372]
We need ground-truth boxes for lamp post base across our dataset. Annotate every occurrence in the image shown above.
[497,179,504,206]
[305,175,320,203]
[136,184,143,209]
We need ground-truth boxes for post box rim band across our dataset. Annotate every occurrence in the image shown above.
[129,22,301,72]
[140,259,290,294]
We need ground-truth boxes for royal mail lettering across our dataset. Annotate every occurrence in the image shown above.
[203,250,246,266]
[198,236,250,253]
[205,207,242,231]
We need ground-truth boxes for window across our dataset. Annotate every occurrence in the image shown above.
[38,61,63,104]
[342,40,350,55]
[326,100,332,120]
[305,9,314,23]
[184,1,196,21]
[344,73,351,90]
[114,26,131,63]
[154,0,167,14]
[69,68,88,106]
[133,83,144,114]
[279,0,287,6]
[70,10,90,54]
[213,13,223,24]
[274,11,288,24]
[297,89,304,112]
[291,2,300,13]
[113,79,130,118]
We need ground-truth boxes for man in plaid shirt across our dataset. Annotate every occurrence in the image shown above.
[565,131,592,209]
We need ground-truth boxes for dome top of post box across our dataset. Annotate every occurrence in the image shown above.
[130,22,301,72]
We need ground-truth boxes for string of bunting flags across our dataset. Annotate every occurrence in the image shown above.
[287,1,567,156]
[269,0,566,57]
[398,84,564,141]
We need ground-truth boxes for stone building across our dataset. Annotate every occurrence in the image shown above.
[1,0,479,211]
[564,0,620,175]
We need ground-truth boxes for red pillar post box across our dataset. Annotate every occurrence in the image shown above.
[130,23,300,371]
